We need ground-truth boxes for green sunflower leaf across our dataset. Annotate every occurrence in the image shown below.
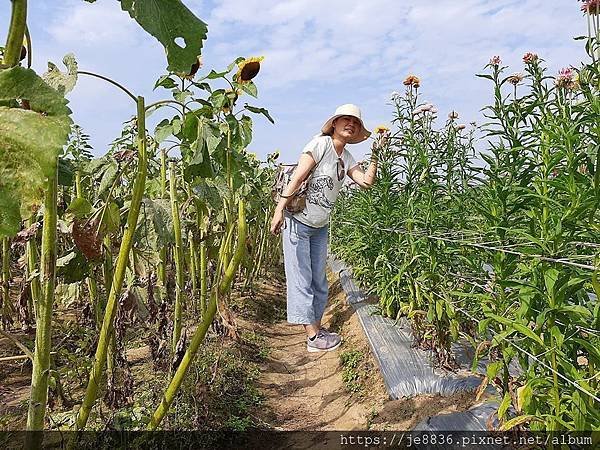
[0,66,72,236]
[119,0,208,74]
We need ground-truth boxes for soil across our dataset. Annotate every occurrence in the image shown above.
[245,270,481,431]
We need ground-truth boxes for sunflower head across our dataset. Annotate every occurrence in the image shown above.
[236,56,264,83]
[175,56,203,79]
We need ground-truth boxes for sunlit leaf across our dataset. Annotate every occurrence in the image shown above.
[119,0,208,73]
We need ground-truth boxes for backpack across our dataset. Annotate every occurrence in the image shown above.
[271,152,325,213]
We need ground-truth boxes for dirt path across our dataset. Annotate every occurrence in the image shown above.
[251,271,479,431]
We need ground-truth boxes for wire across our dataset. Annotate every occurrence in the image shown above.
[445,271,600,337]
[336,219,599,271]
[449,300,600,403]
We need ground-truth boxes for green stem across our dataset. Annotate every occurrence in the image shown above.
[160,149,167,198]
[75,96,148,430]
[75,170,82,199]
[3,0,27,68]
[169,161,185,352]
[189,230,197,308]
[26,160,57,431]
[26,216,40,319]
[77,71,137,103]
[147,199,246,430]
[1,237,11,324]
[87,276,99,328]
[158,247,167,303]
[198,209,207,315]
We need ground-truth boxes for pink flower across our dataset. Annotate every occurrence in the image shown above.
[448,110,459,120]
[455,124,466,131]
[489,55,501,66]
[581,0,600,15]
[555,67,576,89]
[522,52,538,64]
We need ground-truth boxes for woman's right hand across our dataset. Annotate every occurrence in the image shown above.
[270,209,285,235]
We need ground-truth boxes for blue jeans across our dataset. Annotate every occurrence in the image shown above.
[282,214,329,324]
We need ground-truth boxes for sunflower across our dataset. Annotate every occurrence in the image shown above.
[175,56,203,80]
[374,125,390,134]
[236,56,264,83]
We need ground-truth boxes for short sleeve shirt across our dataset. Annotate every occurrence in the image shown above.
[293,135,358,228]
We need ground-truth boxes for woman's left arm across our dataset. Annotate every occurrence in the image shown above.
[347,155,378,188]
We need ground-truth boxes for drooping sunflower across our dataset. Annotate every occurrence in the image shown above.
[236,56,264,83]
[175,55,203,79]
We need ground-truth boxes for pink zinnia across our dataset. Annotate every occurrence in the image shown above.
[523,52,538,64]
[489,55,501,66]
[581,0,600,15]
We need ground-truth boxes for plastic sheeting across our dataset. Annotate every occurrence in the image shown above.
[414,401,500,431]
[328,256,485,399]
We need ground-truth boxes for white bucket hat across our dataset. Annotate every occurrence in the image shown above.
[320,104,371,144]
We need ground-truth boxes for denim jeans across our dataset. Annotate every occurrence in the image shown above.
[282,214,329,324]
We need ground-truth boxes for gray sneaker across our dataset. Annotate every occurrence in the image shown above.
[320,327,339,337]
[307,330,342,352]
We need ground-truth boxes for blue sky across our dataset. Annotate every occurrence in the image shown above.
[1,0,590,163]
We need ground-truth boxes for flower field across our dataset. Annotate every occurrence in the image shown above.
[0,0,598,441]
[332,4,600,432]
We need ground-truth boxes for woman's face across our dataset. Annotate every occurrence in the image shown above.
[332,115,361,142]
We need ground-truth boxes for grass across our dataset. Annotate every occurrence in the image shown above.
[339,349,366,395]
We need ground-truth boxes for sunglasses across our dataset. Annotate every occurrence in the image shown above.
[336,157,345,181]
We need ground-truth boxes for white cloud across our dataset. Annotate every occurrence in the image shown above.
[4,0,589,162]
[46,1,139,47]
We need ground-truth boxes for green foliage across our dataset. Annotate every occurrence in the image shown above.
[165,341,263,430]
[340,349,366,394]
[0,67,73,236]
[332,31,600,430]
[119,0,208,74]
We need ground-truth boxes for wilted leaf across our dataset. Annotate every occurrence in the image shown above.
[42,53,78,95]
[11,221,41,248]
[72,217,103,261]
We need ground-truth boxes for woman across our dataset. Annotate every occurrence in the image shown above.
[270,104,380,352]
